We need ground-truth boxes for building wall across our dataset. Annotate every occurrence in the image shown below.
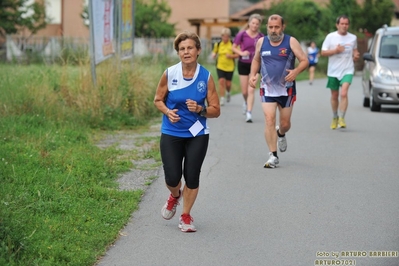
[167,0,230,38]
[35,24,62,36]
[34,0,88,37]
[36,0,62,36]
[61,0,89,37]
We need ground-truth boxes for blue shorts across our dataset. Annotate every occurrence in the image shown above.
[260,86,296,108]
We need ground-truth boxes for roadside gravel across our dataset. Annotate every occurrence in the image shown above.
[96,122,163,192]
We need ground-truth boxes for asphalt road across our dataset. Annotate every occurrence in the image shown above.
[97,76,399,266]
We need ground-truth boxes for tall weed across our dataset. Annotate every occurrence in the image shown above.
[0,58,162,130]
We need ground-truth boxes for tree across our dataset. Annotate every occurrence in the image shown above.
[265,0,324,41]
[135,0,175,37]
[325,0,362,32]
[81,0,175,37]
[359,0,395,34]
[0,0,47,39]
[81,5,89,28]
[320,0,394,36]
[260,0,396,44]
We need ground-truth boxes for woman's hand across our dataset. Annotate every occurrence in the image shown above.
[166,108,180,123]
[186,99,201,113]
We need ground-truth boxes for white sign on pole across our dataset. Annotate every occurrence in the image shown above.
[91,0,115,64]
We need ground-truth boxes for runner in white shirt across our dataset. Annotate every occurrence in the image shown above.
[321,15,360,129]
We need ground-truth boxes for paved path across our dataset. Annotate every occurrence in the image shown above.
[97,76,399,266]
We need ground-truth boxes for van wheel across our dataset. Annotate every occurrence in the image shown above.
[370,88,381,112]
[363,97,370,107]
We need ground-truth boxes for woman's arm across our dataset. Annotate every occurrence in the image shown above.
[204,75,220,118]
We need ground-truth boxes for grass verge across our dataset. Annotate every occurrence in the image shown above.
[0,115,143,265]
[0,57,168,265]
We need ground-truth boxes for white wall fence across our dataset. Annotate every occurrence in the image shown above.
[5,35,90,62]
[3,35,214,63]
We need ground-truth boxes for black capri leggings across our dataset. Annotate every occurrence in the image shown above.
[160,133,209,189]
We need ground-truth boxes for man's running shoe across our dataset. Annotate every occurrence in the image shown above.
[264,152,279,168]
[227,92,231,103]
[242,102,247,115]
[246,112,252,123]
[276,125,287,152]
[161,190,181,220]
[178,214,196,232]
[330,117,338,130]
[220,97,225,106]
[338,117,346,128]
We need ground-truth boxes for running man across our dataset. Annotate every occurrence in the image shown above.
[249,14,308,168]
[321,15,360,129]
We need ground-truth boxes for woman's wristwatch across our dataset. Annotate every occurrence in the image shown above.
[197,105,207,117]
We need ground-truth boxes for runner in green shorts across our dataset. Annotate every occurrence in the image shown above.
[326,74,353,91]
[321,15,360,129]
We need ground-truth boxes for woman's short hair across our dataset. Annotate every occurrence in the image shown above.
[221,28,231,36]
[174,31,202,52]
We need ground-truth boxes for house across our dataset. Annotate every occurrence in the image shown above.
[37,0,89,38]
